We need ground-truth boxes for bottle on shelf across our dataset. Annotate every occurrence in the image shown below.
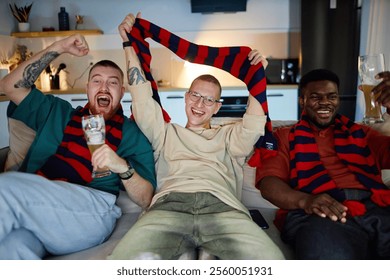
[58,7,70,31]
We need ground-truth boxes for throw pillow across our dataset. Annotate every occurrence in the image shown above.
[5,118,35,171]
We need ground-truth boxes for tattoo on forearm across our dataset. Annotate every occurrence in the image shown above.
[14,51,59,88]
[127,65,146,85]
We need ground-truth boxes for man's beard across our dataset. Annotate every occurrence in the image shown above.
[310,116,336,129]
[90,106,118,120]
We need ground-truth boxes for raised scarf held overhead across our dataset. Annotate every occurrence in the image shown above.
[127,18,277,167]
[36,104,124,186]
[289,113,390,216]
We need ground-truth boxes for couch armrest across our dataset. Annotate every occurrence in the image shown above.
[0,147,9,173]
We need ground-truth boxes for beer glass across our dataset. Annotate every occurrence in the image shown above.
[81,114,111,178]
[358,53,385,124]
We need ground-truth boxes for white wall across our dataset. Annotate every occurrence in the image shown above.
[1,0,300,89]
[3,0,298,35]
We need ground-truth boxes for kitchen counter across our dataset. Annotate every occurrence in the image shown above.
[0,84,298,102]
[154,84,298,92]
[46,84,298,93]
[0,89,86,102]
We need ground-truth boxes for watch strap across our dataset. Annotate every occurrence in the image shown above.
[122,41,132,49]
[119,162,135,180]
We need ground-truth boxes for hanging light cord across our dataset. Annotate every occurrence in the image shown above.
[69,62,93,89]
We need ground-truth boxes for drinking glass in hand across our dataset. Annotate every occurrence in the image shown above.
[358,53,385,124]
[81,114,112,178]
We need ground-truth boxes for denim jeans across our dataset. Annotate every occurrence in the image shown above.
[0,172,121,259]
[109,192,284,260]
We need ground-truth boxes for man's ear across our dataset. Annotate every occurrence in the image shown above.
[299,96,304,109]
[213,102,222,115]
[121,86,125,99]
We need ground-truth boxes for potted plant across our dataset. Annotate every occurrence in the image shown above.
[9,3,33,32]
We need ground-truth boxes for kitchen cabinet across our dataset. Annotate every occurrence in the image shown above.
[120,93,133,118]
[266,88,298,120]
[53,93,88,107]
[218,87,298,120]
[159,86,298,126]
[0,86,297,149]
[160,91,187,126]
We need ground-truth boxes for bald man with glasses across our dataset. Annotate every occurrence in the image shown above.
[108,13,284,260]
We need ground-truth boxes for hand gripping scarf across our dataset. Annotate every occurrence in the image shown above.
[126,18,277,167]
[36,104,124,186]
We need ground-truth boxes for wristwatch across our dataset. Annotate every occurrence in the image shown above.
[119,162,135,180]
[122,41,132,49]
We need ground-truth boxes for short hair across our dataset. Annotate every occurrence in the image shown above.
[88,60,124,82]
[190,74,222,98]
[299,69,340,96]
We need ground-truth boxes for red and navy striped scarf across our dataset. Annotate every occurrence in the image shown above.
[288,112,390,216]
[36,104,124,185]
[126,18,276,167]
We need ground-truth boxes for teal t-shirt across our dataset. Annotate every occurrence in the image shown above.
[7,88,156,195]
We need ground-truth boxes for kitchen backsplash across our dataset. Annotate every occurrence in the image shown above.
[1,31,300,91]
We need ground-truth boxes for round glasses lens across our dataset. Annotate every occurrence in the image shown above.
[203,97,215,106]
[189,92,200,102]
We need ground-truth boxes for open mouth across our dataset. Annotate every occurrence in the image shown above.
[317,109,332,118]
[97,95,111,107]
[191,108,205,117]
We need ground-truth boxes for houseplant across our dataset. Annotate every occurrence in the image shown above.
[9,3,33,32]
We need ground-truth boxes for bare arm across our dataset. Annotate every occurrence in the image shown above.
[0,34,89,105]
[118,12,147,86]
[258,176,348,223]
[118,13,168,158]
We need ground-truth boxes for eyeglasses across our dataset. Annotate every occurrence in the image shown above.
[186,91,222,106]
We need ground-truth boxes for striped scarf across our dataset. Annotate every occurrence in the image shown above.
[288,113,390,216]
[126,18,277,167]
[36,104,124,185]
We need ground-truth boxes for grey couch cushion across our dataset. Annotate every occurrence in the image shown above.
[45,192,294,260]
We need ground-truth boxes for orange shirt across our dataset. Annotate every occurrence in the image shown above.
[256,124,390,190]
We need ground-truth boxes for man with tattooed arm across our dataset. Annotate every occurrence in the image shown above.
[0,34,156,259]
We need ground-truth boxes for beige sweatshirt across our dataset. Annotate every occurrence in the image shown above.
[130,82,266,216]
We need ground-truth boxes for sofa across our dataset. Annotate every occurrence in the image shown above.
[3,114,390,260]
[0,148,295,260]
[0,117,297,260]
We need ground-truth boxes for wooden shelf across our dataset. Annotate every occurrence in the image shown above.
[11,29,103,38]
